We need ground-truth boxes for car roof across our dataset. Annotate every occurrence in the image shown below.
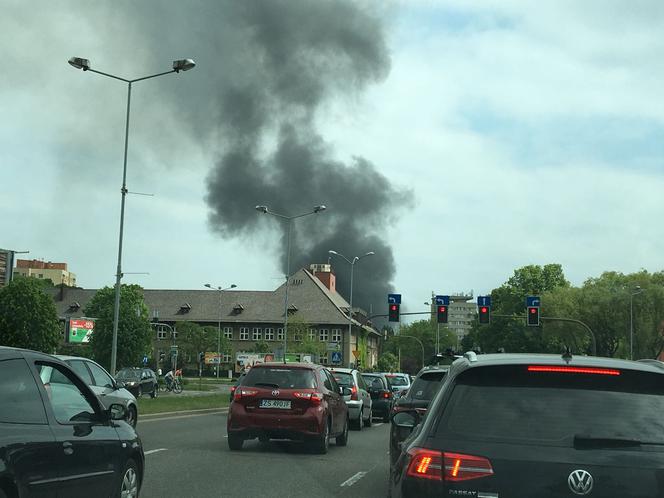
[253,362,320,370]
[0,346,73,366]
[329,367,355,374]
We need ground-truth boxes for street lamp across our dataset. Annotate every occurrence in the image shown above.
[204,283,237,378]
[328,250,375,367]
[630,286,644,360]
[424,300,443,355]
[256,205,327,363]
[69,56,196,375]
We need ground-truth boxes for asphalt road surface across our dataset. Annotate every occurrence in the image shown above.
[137,411,390,498]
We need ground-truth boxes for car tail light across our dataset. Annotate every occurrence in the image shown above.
[383,390,392,399]
[294,392,324,405]
[234,388,258,400]
[406,448,443,481]
[350,385,358,401]
[443,452,494,481]
[528,365,620,376]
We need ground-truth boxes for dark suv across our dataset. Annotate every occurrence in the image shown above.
[0,346,144,498]
[115,367,158,398]
[390,352,664,497]
[227,362,350,453]
[389,365,449,464]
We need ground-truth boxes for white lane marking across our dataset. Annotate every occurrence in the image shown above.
[144,448,167,455]
[373,423,383,427]
[340,471,368,487]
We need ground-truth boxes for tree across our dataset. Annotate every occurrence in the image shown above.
[376,352,398,372]
[382,319,455,372]
[0,277,60,353]
[85,285,152,371]
[177,322,216,359]
[252,340,271,353]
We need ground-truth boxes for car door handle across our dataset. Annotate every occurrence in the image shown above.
[63,442,73,456]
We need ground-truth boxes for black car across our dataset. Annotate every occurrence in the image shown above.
[361,372,394,422]
[0,346,144,498]
[116,367,159,398]
[389,365,449,464]
[390,351,664,497]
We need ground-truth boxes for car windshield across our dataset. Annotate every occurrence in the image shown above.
[116,370,140,380]
[243,368,316,389]
[409,371,447,400]
[435,366,664,444]
[332,372,354,387]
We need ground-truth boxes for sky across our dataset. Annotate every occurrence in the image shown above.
[2,0,663,318]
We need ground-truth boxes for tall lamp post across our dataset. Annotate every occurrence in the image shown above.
[204,283,237,378]
[328,250,375,367]
[255,205,327,363]
[69,57,196,375]
[630,285,644,360]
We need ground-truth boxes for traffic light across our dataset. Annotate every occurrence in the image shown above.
[527,306,540,326]
[388,303,400,322]
[198,352,205,363]
[436,305,448,324]
[478,305,491,324]
[159,352,165,362]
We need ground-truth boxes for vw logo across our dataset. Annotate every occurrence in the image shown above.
[568,469,593,495]
[271,389,280,397]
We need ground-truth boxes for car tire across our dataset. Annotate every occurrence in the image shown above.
[228,434,244,451]
[314,419,330,454]
[364,406,373,428]
[150,384,158,398]
[258,435,270,444]
[355,406,363,431]
[115,458,139,498]
[137,385,143,398]
[126,405,138,429]
[336,416,349,446]
[383,412,390,423]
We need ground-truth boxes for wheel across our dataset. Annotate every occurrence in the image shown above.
[258,435,270,444]
[383,412,390,423]
[115,458,139,498]
[364,406,373,428]
[137,385,143,398]
[228,434,243,451]
[125,405,138,429]
[336,416,349,447]
[313,419,330,454]
[355,408,363,431]
[150,384,158,398]
[173,381,182,394]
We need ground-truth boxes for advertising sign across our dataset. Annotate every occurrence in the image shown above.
[68,319,94,343]
[205,352,221,365]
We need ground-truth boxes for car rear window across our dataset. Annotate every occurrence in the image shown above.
[435,365,664,445]
[387,375,409,386]
[362,374,385,389]
[244,367,317,389]
[332,372,354,387]
[409,370,447,400]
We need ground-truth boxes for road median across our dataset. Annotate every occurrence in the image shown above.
[138,393,230,416]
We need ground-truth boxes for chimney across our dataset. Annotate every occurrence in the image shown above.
[309,263,335,292]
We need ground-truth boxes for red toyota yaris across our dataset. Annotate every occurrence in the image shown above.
[226,362,350,453]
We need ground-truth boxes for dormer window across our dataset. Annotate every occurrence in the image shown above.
[68,302,80,312]
[232,304,244,314]
[178,303,192,314]
[287,304,298,314]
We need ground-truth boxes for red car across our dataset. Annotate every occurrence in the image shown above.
[227,362,350,453]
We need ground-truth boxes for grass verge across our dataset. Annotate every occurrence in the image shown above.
[138,394,229,415]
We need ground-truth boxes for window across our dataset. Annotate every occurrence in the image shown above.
[86,361,115,389]
[224,327,233,339]
[320,353,328,365]
[252,327,262,341]
[319,328,329,342]
[265,328,274,340]
[244,367,317,389]
[221,353,232,363]
[36,362,97,424]
[240,327,249,340]
[0,359,47,424]
[331,329,342,342]
[67,360,92,383]
[277,328,284,341]
[308,328,316,341]
[157,327,167,340]
[293,331,303,341]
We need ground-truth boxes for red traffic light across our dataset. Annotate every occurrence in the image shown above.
[480,307,487,313]
[530,307,537,314]
[390,304,397,311]
[438,306,446,312]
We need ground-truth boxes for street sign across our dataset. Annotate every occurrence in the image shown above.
[142,355,148,366]
[477,295,492,307]
[326,342,341,351]
[331,351,342,364]
[526,296,541,307]
[67,319,95,343]
[352,350,360,359]
[435,295,450,305]
[387,293,402,304]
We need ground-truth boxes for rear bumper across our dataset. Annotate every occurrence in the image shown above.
[371,400,392,416]
[227,404,325,439]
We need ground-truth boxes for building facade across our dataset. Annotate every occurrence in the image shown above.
[15,259,77,287]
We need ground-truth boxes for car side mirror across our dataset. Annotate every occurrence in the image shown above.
[116,381,125,389]
[109,403,127,421]
[342,387,353,396]
[392,410,420,431]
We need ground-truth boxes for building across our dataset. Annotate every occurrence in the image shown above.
[50,264,380,370]
[430,292,476,347]
[14,259,77,287]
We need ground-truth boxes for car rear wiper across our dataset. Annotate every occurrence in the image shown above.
[253,382,280,388]
[574,434,664,448]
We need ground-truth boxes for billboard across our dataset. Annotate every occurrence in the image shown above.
[0,250,14,287]
[67,318,95,343]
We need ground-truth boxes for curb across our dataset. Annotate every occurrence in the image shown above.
[141,407,229,419]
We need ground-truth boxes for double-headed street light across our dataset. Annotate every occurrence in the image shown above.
[256,205,327,363]
[69,56,196,375]
[328,250,375,367]
[204,283,237,378]
[630,285,645,360]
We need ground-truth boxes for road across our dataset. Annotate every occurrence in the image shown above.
[137,411,390,497]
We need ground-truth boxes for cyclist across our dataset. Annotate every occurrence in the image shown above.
[164,369,174,390]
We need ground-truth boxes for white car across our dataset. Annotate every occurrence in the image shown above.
[329,367,373,430]
[384,373,411,398]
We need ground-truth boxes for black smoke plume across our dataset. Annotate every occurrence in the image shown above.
[206,0,413,315]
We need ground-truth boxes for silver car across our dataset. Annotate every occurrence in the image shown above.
[50,355,139,428]
[330,367,373,430]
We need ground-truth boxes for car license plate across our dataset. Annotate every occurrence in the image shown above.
[259,399,291,409]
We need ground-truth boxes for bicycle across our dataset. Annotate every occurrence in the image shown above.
[160,373,183,394]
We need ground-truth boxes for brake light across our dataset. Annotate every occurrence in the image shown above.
[528,365,620,376]
[350,385,358,401]
[294,392,324,405]
[443,452,494,481]
[383,391,392,399]
[406,448,442,481]
[234,388,258,400]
